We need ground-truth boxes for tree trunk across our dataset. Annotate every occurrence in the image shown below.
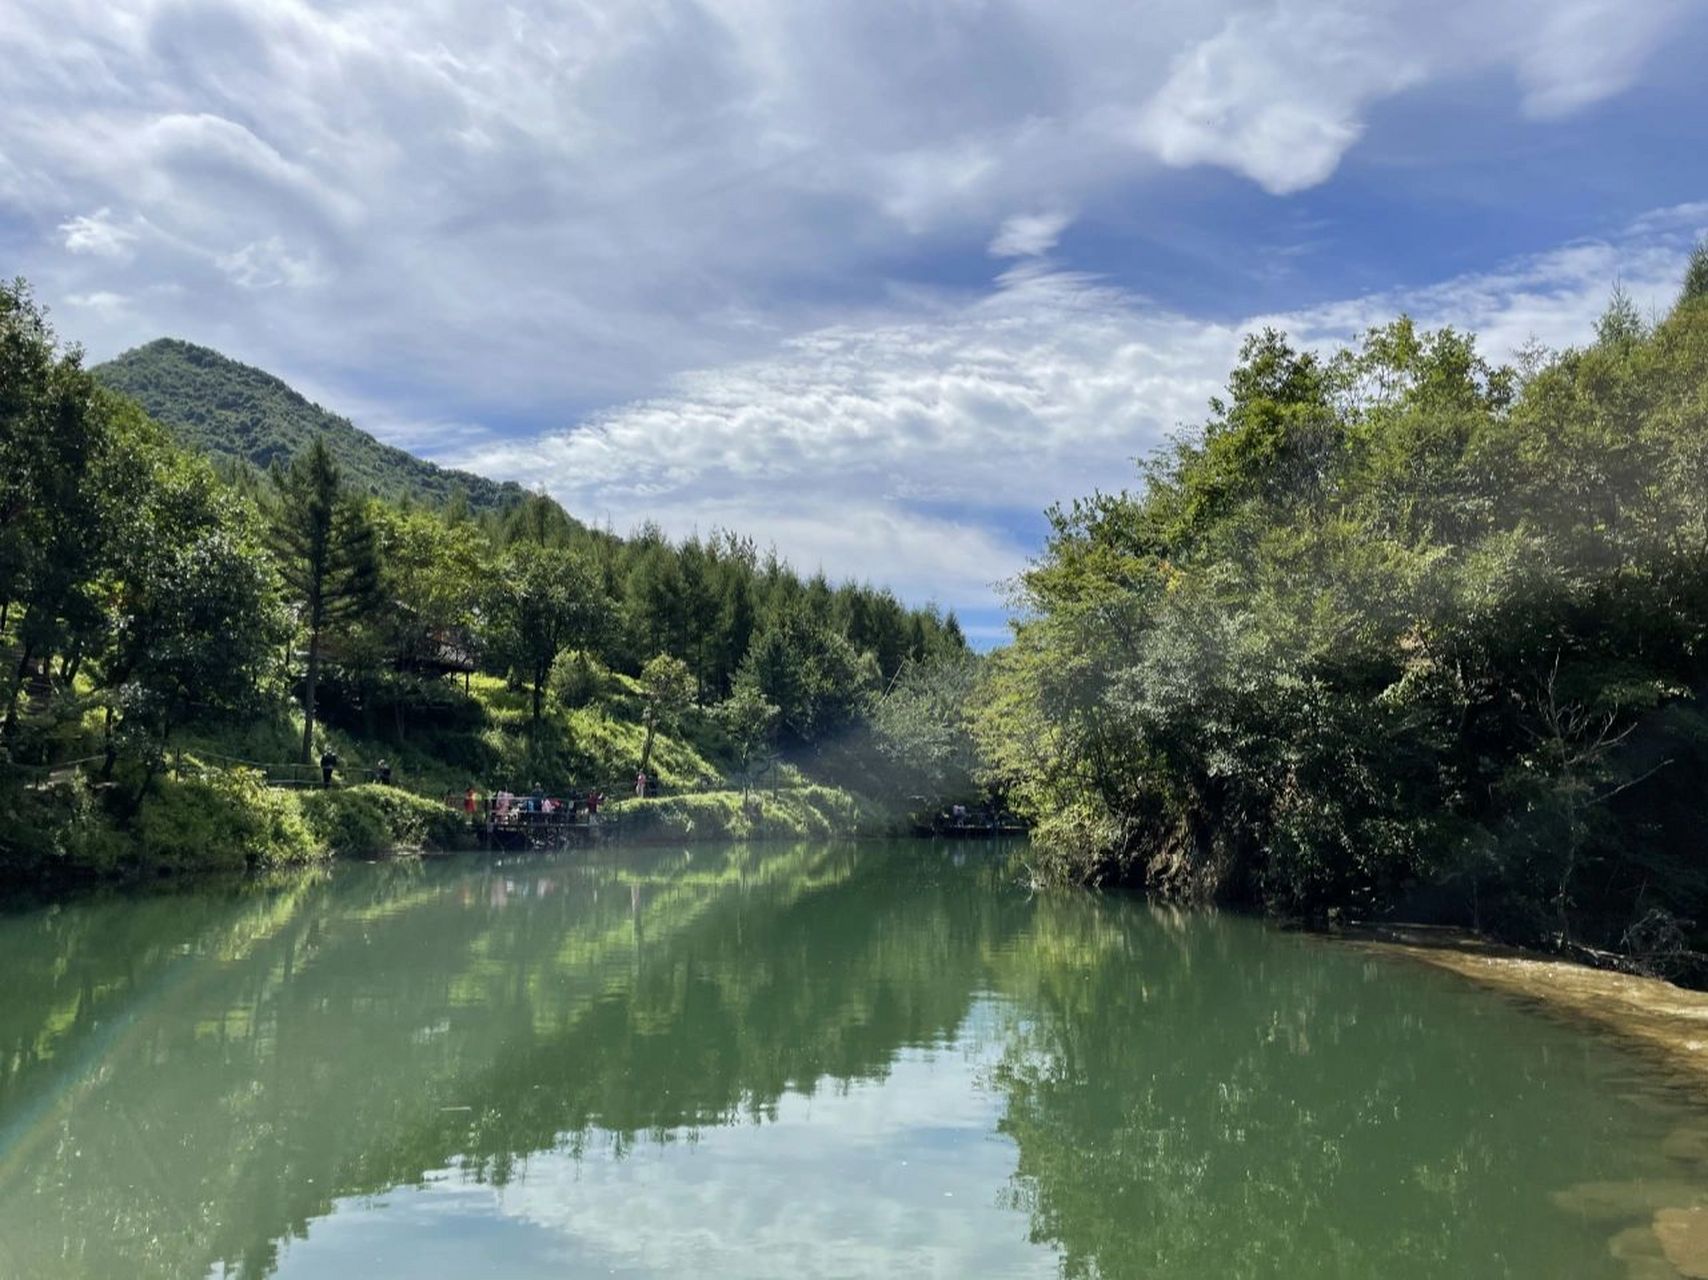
[300,629,321,764]
[130,748,163,813]
[2,639,35,740]
[639,710,657,779]
[101,704,116,779]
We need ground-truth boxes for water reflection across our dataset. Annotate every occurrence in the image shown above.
[987,899,1702,1278]
[0,843,1704,1278]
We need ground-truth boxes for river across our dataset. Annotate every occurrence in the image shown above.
[1,841,1704,1278]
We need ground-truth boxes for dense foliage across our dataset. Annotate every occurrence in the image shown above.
[94,337,527,511]
[976,248,1708,963]
[0,281,968,877]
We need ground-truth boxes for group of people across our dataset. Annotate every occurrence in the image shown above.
[461,785,604,825]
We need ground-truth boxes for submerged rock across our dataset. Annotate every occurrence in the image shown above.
[1610,1224,1684,1279]
[1665,1129,1708,1165]
[1656,1207,1708,1278]
[1552,1180,1708,1222]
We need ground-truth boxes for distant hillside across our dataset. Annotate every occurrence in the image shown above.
[94,339,527,513]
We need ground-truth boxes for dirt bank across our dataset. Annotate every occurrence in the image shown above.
[1350,924,1708,1092]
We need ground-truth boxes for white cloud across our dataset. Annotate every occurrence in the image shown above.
[65,290,129,315]
[989,211,1073,259]
[0,0,1702,627]
[217,235,323,289]
[452,207,1705,619]
[1132,0,1691,193]
[450,266,1228,605]
[275,1036,1056,1280]
[58,208,137,259]
[1134,4,1426,195]
[1,0,1694,408]
[1516,0,1689,119]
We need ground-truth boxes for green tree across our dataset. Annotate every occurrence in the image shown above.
[972,266,1708,960]
[0,282,145,744]
[358,504,487,735]
[738,611,878,748]
[636,653,695,780]
[716,684,780,801]
[873,652,983,803]
[1681,239,1708,308]
[269,438,380,762]
[485,544,606,726]
[104,452,281,790]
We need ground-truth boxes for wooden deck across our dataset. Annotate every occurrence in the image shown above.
[914,815,1028,839]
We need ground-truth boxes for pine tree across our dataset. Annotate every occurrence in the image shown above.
[270,437,380,762]
[1681,239,1708,309]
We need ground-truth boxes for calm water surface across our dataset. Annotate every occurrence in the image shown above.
[1,841,1704,1278]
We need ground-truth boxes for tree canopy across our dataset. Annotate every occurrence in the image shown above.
[974,245,1708,966]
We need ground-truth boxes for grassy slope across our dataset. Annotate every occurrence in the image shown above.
[2,589,869,886]
[8,336,876,874]
[92,339,527,513]
[612,786,868,843]
[122,673,857,875]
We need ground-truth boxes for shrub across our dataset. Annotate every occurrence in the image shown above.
[300,783,470,857]
[614,785,864,842]
[0,775,129,876]
[135,770,319,872]
[300,787,392,857]
[549,649,612,709]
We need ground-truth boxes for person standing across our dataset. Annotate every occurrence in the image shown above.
[634,771,647,798]
[320,748,338,788]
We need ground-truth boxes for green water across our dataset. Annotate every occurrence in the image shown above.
[1,842,1704,1278]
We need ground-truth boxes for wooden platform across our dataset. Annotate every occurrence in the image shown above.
[914,818,1029,840]
[477,813,604,851]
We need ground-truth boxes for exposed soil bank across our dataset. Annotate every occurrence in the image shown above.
[1352,924,1708,1093]
[1344,927,1708,1276]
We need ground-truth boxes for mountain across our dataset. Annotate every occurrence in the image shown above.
[93,339,527,513]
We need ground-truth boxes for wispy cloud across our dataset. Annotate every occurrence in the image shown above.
[989,211,1073,259]
[1131,0,1692,194]
[4,0,1697,407]
[449,206,1703,616]
[58,208,137,260]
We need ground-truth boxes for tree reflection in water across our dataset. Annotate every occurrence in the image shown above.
[0,845,1702,1278]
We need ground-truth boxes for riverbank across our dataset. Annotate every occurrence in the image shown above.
[0,770,882,890]
[1348,931,1708,1276]
[0,659,881,883]
[609,785,871,843]
[1351,924,1708,1093]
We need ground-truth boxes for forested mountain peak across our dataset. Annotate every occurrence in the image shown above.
[93,337,527,513]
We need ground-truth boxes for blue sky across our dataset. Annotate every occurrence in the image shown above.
[4,0,1707,644]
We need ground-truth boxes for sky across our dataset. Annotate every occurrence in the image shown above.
[4,0,1708,645]
[274,1034,1052,1278]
